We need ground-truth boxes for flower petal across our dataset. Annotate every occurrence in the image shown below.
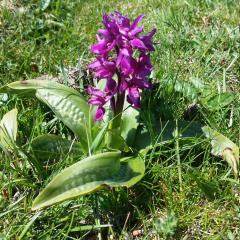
[128,26,143,37]
[129,15,144,37]
[132,77,152,89]
[120,47,132,56]
[140,28,156,51]
[90,39,107,54]
[88,97,105,106]
[105,78,117,93]
[97,29,112,40]
[95,107,105,121]
[88,59,101,69]
[130,38,148,50]
[90,39,116,55]
[120,56,135,75]
[86,86,105,97]
[119,79,129,93]
[130,15,144,30]
[127,87,141,108]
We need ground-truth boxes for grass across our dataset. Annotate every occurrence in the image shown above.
[0,0,240,239]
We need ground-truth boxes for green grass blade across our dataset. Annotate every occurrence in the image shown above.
[19,211,42,239]
[90,122,109,153]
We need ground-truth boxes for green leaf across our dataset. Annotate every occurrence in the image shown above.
[163,78,206,101]
[107,129,129,152]
[32,152,145,210]
[190,172,219,199]
[202,92,235,111]
[134,120,203,150]
[0,108,18,149]
[1,80,92,151]
[174,80,199,101]
[90,122,109,153]
[202,126,239,177]
[32,151,121,210]
[40,0,51,11]
[120,104,139,146]
[196,179,219,199]
[154,213,177,236]
[109,155,145,188]
[30,134,82,163]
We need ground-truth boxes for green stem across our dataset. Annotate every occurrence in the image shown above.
[106,92,125,149]
[175,119,183,192]
[111,92,125,130]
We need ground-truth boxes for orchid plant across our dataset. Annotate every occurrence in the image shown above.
[0,12,156,210]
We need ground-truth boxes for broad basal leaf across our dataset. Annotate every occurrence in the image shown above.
[32,151,121,210]
[32,152,145,210]
[108,155,145,188]
[0,108,18,149]
[30,134,82,163]
[202,126,239,177]
[1,80,92,151]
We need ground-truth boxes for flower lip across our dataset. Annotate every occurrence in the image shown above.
[127,87,141,108]
[95,107,105,121]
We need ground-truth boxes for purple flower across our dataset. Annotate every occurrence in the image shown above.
[87,11,156,120]
[116,48,136,75]
[127,87,141,108]
[86,82,116,121]
[88,57,116,78]
[90,12,154,56]
[95,107,105,121]
[128,15,144,37]
[135,53,152,77]
[91,38,116,55]
[139,29,156,51]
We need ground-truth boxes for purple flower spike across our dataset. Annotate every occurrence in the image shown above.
[87,11,156,120]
